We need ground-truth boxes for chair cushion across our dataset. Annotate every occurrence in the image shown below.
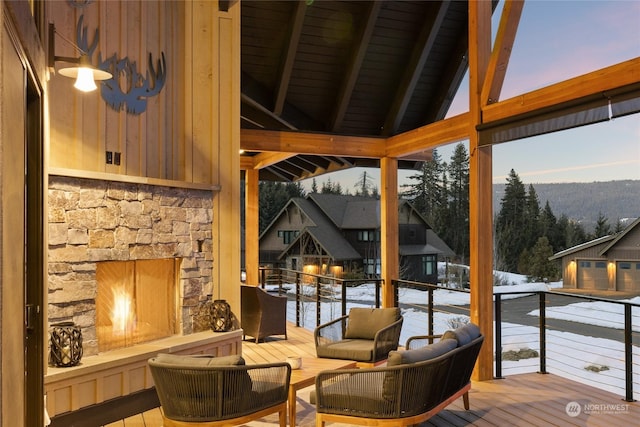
[441,322,481,347]
[316,339,375,362]
[155,353,246,367]
[383,338,457,401]
[387,338,457,366]
[345,307,400,340]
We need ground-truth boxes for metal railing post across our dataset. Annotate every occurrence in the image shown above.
[494,293,503,379]
[428,287,434,341]
[538,292,547,374]
[375,280,381,308]
[295,272,301,328]
[624,304,634,402]
[315,276,321,327]
[341,281,347,317]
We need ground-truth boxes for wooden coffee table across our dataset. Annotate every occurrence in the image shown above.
[288,357,357,427]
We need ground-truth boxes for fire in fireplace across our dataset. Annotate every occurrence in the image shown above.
[96,259,178,352]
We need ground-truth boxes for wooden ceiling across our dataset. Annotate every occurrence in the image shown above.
[240,0,472,181]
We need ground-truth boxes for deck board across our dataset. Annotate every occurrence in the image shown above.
[115,323,640,426]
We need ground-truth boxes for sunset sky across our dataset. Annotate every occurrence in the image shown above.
[301,0,640,191]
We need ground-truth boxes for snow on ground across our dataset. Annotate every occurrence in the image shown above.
[271,266,640,400]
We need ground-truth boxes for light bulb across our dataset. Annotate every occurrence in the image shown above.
[74,67,98,92]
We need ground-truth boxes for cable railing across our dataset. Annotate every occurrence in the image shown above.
[257,268,639,401]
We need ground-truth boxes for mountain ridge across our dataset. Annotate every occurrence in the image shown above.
[492,179,640,230]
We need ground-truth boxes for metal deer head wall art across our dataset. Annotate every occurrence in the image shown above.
[73,13,167,115]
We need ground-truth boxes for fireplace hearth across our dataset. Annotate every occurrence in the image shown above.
[48,174,215,356]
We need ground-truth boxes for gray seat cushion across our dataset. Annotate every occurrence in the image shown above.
[441,323,481,346]
[316,339,375,362]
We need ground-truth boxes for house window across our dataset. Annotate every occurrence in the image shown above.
[595,261,606,268]
[579,261,591,268]
[277,230,299,244]
[619,262,631,270]
[363,258,380,275]
[358,230,379,242]
[421,255,436,276]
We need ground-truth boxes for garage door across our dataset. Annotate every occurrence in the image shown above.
[616,262,640,292]
[577,260,608,290]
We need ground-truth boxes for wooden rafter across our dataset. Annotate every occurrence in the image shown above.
[330,1,382,131]
[383,1,451,135]
[481,0,524,106]
[273,1,307,115]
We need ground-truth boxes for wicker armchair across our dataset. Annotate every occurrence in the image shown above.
[241,285,288,343]
[314,307,403,366]
[148,354,291,427]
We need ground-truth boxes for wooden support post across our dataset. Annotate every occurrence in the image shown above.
[468,0,494,381]
[380,157,398,308]
[245,168,260,286]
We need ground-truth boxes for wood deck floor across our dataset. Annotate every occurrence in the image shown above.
[110,323,639,426]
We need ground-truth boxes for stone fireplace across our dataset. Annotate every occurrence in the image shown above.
[48,174,216,356]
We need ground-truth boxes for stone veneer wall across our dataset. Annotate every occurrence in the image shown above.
[48,175,214,356]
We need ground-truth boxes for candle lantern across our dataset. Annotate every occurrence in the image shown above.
[49,321,83,367]
[210,299,232,332]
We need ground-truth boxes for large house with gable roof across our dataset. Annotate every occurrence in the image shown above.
[260,193,454,283]
[550,217,640,292]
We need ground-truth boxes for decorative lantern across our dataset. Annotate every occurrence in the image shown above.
[49,322,83,367]
[210,299,232,332]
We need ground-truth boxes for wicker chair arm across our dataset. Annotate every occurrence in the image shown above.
[314,314,349,345]
[371,316,403,360]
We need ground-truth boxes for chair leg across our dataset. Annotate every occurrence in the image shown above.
[463,391,469,410]
[278,407,287,427]
[315,415,324,427]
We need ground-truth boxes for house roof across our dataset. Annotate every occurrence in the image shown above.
[281,227,361,261]
[267,193,454,261]
[599,216,640,256]
[549,217,640,261]
[240,0,475,181]
[549,235,616,261]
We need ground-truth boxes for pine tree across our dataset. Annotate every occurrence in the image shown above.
[401,149,445,225]
[446,144,470,261]
[495,169,527,272]
[354,170,376,197]
[593,212,612,238]
[527,236,559,282]
[311,178,318,193]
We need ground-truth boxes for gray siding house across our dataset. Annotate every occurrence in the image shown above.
[550,217,640,292]
[259,193,454,283]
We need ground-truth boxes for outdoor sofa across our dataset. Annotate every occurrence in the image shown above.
[314,322,484,426]
[148,353,291,426]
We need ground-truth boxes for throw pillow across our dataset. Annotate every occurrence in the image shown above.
[345,307,400,339]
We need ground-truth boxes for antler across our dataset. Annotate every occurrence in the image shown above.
[75,15,99,57]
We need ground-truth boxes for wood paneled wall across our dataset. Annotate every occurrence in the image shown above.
[47,0,224,184]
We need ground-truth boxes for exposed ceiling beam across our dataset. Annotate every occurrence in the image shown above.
[251,152,296,169]
[241,93,297,130]
[330,1,382,132]
[385,112,470,157]
[284,158,317,174]
[273,1,307,115]
[241,129,386,157]
[482,57,640,123]
[481,0,523,105]
[383,1,451,135]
